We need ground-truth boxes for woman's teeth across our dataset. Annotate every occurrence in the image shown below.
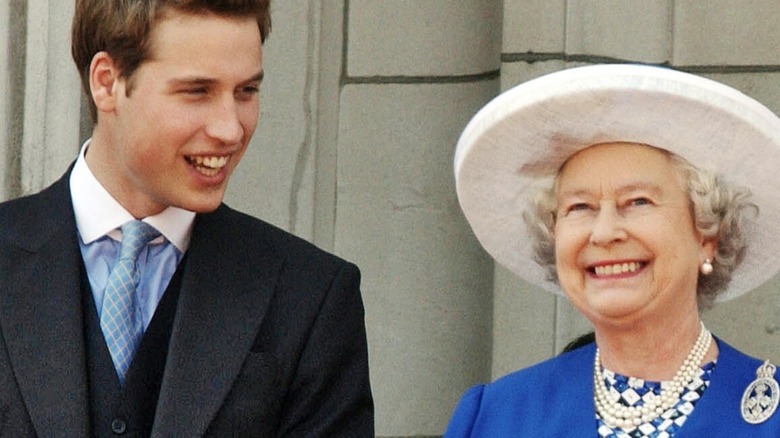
[594,262,643,276]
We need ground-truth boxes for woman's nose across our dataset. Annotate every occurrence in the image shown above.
[589,204,627,245]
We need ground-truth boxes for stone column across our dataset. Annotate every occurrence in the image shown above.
[20,0,81,195]
[336,0,502,434]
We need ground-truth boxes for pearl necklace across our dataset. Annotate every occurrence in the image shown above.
[593,322,712,429]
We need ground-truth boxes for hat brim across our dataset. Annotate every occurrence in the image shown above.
[455,64,780,302]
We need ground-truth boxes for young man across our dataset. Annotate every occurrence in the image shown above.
[0,1,373,436]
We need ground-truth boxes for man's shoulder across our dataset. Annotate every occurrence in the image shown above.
[197,204,354,270]
[0,182,62,215]
[0,178,71,247]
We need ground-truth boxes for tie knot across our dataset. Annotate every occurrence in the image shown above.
[119,220,160,261]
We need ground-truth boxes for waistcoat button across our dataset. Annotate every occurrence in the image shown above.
[111,418,127,434]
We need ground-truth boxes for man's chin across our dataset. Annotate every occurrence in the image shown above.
[187,202,223,213]
[176,196,225,214]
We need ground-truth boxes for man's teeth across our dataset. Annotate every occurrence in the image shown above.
[192,156,228,168]
[191,156,228,176]
[594,262,642,276]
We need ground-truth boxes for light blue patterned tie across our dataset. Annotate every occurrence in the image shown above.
[100,220,159,385]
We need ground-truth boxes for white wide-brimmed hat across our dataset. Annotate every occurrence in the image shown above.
[455,63,780,302]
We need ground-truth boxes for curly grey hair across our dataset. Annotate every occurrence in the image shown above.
[523,148,756,309]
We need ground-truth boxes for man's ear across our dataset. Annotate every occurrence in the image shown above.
[89,51,122,114]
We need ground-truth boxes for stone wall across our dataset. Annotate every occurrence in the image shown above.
[2,1,779,436]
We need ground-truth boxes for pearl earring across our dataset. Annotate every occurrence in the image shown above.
[701,259,713,275]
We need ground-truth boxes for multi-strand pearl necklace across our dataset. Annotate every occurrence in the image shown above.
[593,322,712,429]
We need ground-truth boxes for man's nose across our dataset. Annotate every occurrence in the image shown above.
[205,97,243,144]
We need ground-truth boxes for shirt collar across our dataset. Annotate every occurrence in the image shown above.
[69,139,196,252]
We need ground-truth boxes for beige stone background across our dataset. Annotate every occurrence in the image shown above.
[2,1,779,436]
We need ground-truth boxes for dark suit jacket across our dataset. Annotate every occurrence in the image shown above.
[0,172,374,436]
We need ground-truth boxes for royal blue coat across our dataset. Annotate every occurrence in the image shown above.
[445,338,779,437]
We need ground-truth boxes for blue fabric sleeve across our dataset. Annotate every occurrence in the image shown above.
[443,384,486,437]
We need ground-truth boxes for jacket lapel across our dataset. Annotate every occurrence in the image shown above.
[152,206,281,436]
[0,175,90,436]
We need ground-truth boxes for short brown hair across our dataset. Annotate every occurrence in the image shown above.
[71,0,271,123]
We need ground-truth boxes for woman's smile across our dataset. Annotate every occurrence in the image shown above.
[589,261,647,277]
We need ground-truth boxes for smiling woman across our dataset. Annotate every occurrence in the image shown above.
[552,143,711,328]
[445,64,780,437]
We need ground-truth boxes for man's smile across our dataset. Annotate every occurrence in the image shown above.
[186,155,230,177]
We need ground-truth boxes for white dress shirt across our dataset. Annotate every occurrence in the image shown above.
[69,139,196,329]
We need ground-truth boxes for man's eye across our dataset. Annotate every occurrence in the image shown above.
[184,88,207,95]
[237,85,260,99]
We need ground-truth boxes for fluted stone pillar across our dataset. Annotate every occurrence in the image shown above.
[1,0,29,200]
[0,0,11,199]
[20,0,81,195]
